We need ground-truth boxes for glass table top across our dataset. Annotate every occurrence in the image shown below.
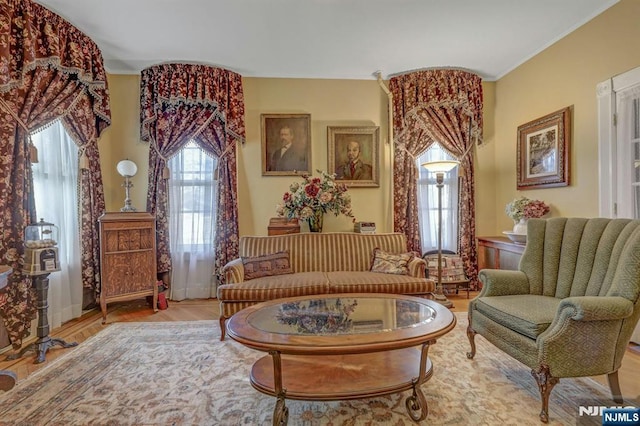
[246,295,437,336]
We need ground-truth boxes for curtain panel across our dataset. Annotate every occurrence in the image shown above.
[0,0,110,347]
[140,63,245,286]
[389,69,483,287]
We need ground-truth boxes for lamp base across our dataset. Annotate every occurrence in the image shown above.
[431,292,454,309]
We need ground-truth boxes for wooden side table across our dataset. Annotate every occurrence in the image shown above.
[477,236,525,271]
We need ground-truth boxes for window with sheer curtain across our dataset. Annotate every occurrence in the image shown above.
[168,141,218,301]
[30,121,83,329]
[416,144,459,254]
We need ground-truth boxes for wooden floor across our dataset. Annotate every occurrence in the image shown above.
[1,292,639,399]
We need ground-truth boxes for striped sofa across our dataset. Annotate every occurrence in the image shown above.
[217,232,435,340]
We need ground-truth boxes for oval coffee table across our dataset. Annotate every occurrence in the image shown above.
[226,293,456,425]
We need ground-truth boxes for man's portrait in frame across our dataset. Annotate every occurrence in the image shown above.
[261,114,311,176]
[328,126,379,187]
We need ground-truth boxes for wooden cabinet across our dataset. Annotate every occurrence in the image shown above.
[98,212,157,323]
[477,236,525,271]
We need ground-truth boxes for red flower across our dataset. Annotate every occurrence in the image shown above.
[305,184,319,198]
[283,192,292,202]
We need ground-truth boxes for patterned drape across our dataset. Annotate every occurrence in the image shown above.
[389,69,483,287]
[140,63,245,286]
[0,0,110,347]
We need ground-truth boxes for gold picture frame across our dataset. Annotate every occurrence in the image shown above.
[261,113,312,176]
[517,106,571,190]
[327,126,379,187]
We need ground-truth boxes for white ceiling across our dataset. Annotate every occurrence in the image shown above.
[36,0,618,81]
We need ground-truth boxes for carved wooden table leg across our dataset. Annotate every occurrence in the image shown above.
[405,340,434,421]
[270,350,288,426]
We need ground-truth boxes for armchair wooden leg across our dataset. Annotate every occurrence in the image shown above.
[219,316,227,341]
[531,364,559,423]
[607,371,623,403]
[466,324,477,359]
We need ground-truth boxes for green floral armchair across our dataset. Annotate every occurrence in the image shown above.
[467,217,640,423]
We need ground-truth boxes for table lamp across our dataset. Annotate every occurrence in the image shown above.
[117,159,138,212]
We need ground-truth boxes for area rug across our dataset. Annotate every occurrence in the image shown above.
[0,313,621,425]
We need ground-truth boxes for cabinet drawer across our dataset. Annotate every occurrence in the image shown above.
[104,228,154,252]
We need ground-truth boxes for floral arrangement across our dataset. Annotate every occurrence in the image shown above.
[505,196,550,221]
[276,170,355,221]
[276,298,358,334]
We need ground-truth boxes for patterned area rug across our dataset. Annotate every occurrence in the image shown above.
[0,313,618,425]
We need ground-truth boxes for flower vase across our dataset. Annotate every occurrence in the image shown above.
[513,218,528,234]
[308,210,323,233]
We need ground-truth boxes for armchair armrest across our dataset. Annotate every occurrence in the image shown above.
[408,256,427,278]
[537,296,634,376]
[222,258,244,283]
[556,296,633,322]
[477,269,529,297]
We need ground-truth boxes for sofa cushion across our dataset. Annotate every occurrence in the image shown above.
[474,295,561,340]
[327,271,434,294]
[241,251,293,280]
[217,271,329,302]
[370,248,415,275]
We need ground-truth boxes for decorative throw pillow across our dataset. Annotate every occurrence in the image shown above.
[370,248,415,275]
[242,251,294,280]
[424,254,467,281]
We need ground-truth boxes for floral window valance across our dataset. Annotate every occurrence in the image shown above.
[0,0,110,130]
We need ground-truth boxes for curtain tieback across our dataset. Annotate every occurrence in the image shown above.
[0,99,38,163]
[213,139,237,180]
[148,136,171,179]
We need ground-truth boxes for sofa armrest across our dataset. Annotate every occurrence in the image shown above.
[408,256,427,278]
[477,269,529,297]
[222,258,244,283]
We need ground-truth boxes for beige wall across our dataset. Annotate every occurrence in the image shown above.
[97,0,639,238]
[98,74,148,213]
[239,78,390,235]
[99,76,393,235]
[490,0,640,233]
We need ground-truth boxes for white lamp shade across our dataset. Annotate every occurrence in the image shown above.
[421,160,460,173]
[116,159,138,177]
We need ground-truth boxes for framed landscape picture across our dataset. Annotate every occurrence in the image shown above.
[517,106,571,190]
[261,113,312,176]
[327,126,379,187]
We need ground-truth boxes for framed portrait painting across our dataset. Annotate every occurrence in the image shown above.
[327,126,379,187]
[261,113,312,176]
[517,106,571,190]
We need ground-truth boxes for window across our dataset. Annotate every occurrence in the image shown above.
[416,144,459,253]
[30,121,83,328]
[168,141,218,300]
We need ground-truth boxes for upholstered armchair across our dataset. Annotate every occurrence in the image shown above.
[467,217,640,423]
